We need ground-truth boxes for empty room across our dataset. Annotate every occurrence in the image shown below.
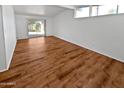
[0,4,124,88]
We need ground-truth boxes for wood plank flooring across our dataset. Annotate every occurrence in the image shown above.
[0,36,124,88]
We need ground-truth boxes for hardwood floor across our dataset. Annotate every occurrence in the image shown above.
[0,36,124,88]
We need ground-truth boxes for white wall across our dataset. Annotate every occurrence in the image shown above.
[53,9,124,62]
[2,5,17,69]
[15,14,53,40]
[0,6,6,71]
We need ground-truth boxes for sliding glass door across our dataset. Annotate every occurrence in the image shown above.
[27,19,46,38]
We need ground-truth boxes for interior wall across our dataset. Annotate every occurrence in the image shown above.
[53,9,124,62]
[0,6,6,71]
[2,5,17,69]
[15,14,53,40]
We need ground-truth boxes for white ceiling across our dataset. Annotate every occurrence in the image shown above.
[14,5,69,17]
[59,5,89,9]
[14,5,86,17]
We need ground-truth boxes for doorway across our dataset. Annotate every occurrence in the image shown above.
[27,19,46,38]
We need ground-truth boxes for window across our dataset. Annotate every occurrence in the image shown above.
[27,20,45,36]
[75,5,124,18]
[118,5,124,13]
[75,7,90,18]
[28,21,42,32]
[98,5,117,16]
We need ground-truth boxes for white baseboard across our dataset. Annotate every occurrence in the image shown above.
[6,40,17,70]
[54,35,124,63]
[0,68,8,72]
[0,40,17,72]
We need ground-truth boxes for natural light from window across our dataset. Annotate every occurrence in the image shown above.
[75,5,124,18]
[75,7,90,18]
[28,20,45,36]
[98,5,117,15]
